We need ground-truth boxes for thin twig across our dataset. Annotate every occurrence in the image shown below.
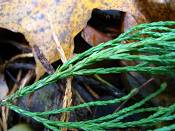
[48,15,73,131]
[0,118,3,131]
[0,40,32,53]
[60,77,72,121]
[48,14,67,63]
[94,74,114,88]
[84,84,99,99]
[1,106,7,131]
[8,53,33,63]
[8,71,22,97]
[75,91,92,113]
[5,70,34,125]
[7,63,35,70]
[115,78,154,112]
[19,71,34,90]
[5,71,22,121]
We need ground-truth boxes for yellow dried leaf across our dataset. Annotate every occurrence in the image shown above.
[0,0,174,78]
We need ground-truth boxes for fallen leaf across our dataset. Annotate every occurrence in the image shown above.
[0,0,174,78]
[122,0,175,31]
[82,25,114,46]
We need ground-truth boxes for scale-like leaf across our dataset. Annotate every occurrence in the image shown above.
[0,0,174,78]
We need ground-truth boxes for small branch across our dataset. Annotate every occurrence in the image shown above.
[48,15,67,63]
[60,77,72,122]
[48,15,73,131]
[115,78,154,112]
[51,30,67,63]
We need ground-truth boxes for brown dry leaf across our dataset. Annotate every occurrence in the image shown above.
[123,0,175,31]
[0,0,174,78]
[82,25,114,46]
